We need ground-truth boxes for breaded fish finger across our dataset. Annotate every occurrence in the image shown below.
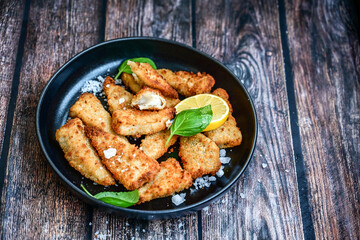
[157,69,215,97]
[140,129,178,160]
[127,61,178,98]
[179,133,220,179]
[112,108,176,137]
[131,87,166,110]
[55,118,115,186]
[121,72,143,93]
[137,158,193,204]
[85,126,160,190]
[203,88,242,148]
[69,93,117,135]
[103,76,133,113]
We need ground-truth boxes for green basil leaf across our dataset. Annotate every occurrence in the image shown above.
[114,57,157,80]
[81,184,139,208]
[165,105,213,147]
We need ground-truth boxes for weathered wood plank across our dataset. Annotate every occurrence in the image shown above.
[285,0,360,239]
[0,0,24,163]
[195,0,304,239]
[90,1,198,239]
[0,0,104,238]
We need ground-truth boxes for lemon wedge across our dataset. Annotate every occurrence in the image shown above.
[175,94,229,131]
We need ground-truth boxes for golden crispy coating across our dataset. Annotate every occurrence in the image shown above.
[204,88,242,148]
[211,88,233,113]
[179,133,220,179]
[137,158,193,204]
[164,97,180,108]
[131,87,166,110]
[112,108,176,137]
[103,76,133,113]
[69,93,117,135]
[140,130,178,160]
[203,115,242,148]
[127,61,178,98]
[157,69,215,97]
[55,118,115,186]
[85,126,160,190]
[121,72,143,93]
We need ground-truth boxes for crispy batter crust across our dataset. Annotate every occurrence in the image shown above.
[131,87,166,110]
[103,76,133,113]
[204,88,242,148]
[127,61,178,98]
[137,158,193,204]
[55,118,115,186]
[85,126,160,190]
[112,108,176,137]
[164,97,180,108]
[140,130,178,160]
[69,93,117,135]
[179,133,220,179]
[121,72,143,93]
[157,69,215,97]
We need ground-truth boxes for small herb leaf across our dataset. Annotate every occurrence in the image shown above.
[165,105,213,147]
[81,184,139,208]
[114,57,157,80]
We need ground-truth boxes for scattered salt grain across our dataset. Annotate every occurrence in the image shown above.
[216,166,225,177]
[107,68,110,72]
[97,76,105,82]
[103,148,117,159]
[172,193,186,206]
[262,163,268,168]
[193,176,211,189]
[220,157,231,164]
[81,80,103,94]
[208,176,216,182]
[240,193,246,198]
[106,84,110,88]
[89,222,92,226]
[118,98,125,104]
[142,229,145,233]
[219,149,226,157]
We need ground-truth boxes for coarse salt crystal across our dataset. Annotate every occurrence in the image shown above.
[209,176,216,181]
[81,80,103,94]
[216,166,225,177]
[219,149,226,157]
[97,76,105,82]
[103,148,117,159]
[220,157,231,164]
[172,194,186,206]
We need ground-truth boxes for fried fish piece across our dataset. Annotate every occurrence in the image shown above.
[164,97,180,108]
[140,129,178,160]
[85,126,160,190]
[157,69,215,97]
[203,88,242,148]
[179,133,220,179]
[127,61,178,98]
[55,118,115,186]
[131,87,166,110]
[103,76,133,113]
[137,158,193,204]
[121,72,143,93]
[112,108,176,137]
[69,93,117,135]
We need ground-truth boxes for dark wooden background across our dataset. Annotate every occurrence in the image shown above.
[0,0,359,239]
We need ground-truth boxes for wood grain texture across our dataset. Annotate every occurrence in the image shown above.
[0,0,103,238]
[195,0,304,239]
[89,1,199,239]
[0,0,24,160]
[285,0,360,239]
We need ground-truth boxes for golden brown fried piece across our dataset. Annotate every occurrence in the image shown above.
[140,130,178,160]
[131,87,166,110]
[69,93,117,135]
[127,61,178,98]
[55,118,115,186]
[164,97,180,108]
[112,108,176,137]
[121,72,143,93]
[179,133,220,179]
[85,126,160,190]
[103,76,133,113]
[204,115,242,148]
[157,69,215,97]
[137,158,193,204]
[203,88,242,148]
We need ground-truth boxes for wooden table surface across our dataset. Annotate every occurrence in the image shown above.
[0,0,359,239]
